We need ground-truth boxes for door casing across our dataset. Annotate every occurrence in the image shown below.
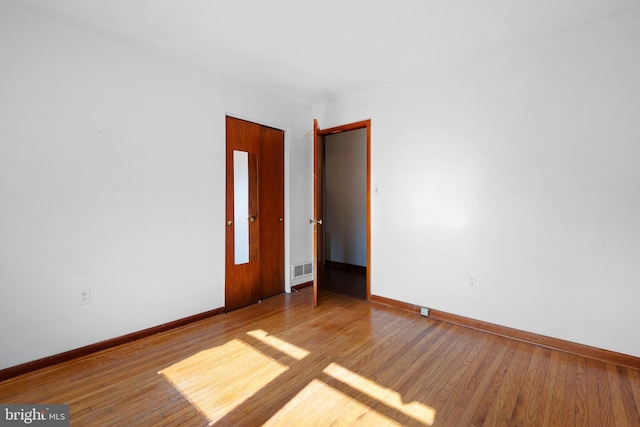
[313,119,371,306]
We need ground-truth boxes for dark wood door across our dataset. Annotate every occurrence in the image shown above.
[312,119,324,307]
[225,117,284,311]
[226,117,261,310]
[259,125,284,298]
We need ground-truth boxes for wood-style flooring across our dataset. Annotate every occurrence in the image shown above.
[1,286,639,426]
[319,264,367,300]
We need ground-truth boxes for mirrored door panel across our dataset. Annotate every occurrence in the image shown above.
[233,150,249,264]
[232,149,259,266]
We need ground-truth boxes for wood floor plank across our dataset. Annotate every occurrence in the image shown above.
[575,355,590,426]
[608,361,631,427]
[630,368,640,421]
[434,334,505,424]
[509,345,551,426]
[345,319,442,384]
[340,323,449,426]
[586,358,615,427]
[546,350,569,427]
[453,338,519,427]
[561,354,580,427]
[479,341,533,426]
[1,285,639,427]
[527,346,554,425]
[417,326,495,415]
[337,313,438,372]
[391,322,472,411]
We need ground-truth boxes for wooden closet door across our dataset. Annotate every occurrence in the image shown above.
[259,126,285,298]
[225,117,261,311]
[225,117,284,311]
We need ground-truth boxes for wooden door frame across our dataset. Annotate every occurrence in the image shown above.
[314,119,371,303]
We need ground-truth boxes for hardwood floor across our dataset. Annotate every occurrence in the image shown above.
[1,287,639,426]
[320,264,367,300]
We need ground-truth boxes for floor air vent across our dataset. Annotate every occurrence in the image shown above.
[292,262,313,279]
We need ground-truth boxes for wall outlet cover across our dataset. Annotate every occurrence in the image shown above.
[79,289,91,305]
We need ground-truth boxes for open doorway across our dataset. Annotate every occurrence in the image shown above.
[320,128,368,300]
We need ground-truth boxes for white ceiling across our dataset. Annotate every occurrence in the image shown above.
[19,0,640,106]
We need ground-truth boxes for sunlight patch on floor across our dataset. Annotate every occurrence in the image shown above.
[247,329,310,360]
[264,378,404,426]
[324,362,436,425]
[158,339,287,424]
[159,330,436,425]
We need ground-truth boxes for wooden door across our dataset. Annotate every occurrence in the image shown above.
[226,117,261,311]
[259,126,284,298]
[312,119,324,306]
[225,117,284,311]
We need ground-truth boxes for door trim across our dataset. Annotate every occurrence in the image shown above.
[314,119,371,303]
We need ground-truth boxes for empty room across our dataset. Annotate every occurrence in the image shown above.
[1,0,640,425]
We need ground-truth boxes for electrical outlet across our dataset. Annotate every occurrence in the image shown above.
[420,307,429,317]
[469,276,476,288]
[79,289,91,305]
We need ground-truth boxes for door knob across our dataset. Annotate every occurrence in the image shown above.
[249,216,256,222]
[227,220,233,226]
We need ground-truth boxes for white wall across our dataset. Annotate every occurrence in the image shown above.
[314,12,640,357]
[325,129,367,266]
[0,0,312,370]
